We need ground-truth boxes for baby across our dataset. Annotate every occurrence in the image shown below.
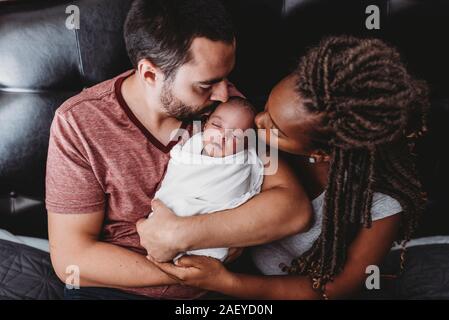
[153,97,264,261]
[201,97,257,158]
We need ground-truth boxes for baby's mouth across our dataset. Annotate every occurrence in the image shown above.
[206,142,223,150]
[203,140,226,158]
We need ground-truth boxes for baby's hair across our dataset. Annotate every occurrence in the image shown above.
[225,96,257,118]
[222,97,257,151]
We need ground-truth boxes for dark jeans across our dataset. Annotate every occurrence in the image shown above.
[64,287,152,300]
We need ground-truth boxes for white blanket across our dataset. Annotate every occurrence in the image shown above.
[154,133,264,261]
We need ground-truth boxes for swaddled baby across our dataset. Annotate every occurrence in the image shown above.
[154,97,264,261]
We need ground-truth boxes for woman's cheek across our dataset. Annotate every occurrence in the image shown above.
[256,128,270,146]
[280,139,308,155]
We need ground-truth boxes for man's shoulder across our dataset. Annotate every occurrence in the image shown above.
[55,70,133,119]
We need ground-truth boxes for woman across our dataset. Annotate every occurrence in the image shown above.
[150,36,429,299]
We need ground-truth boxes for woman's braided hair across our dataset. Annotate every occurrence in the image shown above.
[282,36,429,290]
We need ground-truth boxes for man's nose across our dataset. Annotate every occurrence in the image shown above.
[210,81,229,103]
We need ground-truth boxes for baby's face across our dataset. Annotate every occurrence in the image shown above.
[203,102,254,157]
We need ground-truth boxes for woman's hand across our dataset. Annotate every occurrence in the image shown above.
[148,254,235,292]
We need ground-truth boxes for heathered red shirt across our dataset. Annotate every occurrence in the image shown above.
[45,70,204,299]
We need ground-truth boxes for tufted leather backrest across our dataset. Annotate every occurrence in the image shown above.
[0,0,133,237]
[1,0,448,238]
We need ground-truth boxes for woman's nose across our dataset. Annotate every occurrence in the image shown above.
[255,112,266,129]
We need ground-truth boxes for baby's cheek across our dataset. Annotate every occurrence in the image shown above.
[232,138,238,151]
[203,128,218,143]
[229,137,243,154]
[237,139,247,152]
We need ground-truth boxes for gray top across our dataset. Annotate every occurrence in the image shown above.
[251,192,403,275]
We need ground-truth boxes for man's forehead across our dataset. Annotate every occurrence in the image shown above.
[189,36,236,56]
[183,37,235,72]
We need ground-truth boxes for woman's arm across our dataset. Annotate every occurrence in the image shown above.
[151,213,400,299]
[225,214,401,299]
[137,158,313,262]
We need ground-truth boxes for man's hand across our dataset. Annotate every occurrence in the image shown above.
[136,199,185,262]
[136,199,244,263]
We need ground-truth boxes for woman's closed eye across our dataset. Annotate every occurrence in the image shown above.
[268,117,285,137]
[271,126,281,137]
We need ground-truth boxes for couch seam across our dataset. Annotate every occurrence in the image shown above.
[387,0,391,21]
[74,28,86,88]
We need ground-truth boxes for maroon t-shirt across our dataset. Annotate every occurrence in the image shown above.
[45,70,204,299]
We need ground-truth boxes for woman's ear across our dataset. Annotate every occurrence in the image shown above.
[309,149,331,163]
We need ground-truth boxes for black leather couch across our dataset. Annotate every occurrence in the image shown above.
[1,0,448,299]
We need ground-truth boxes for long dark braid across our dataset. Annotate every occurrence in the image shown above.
[283,36,429,291]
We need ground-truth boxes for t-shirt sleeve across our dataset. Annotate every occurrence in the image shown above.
[371,192,403,221]
[45,112,105,214]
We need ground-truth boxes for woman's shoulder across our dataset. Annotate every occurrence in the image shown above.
[371,192,403,221]
[311,191,403,221]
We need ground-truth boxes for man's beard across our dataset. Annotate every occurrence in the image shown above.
[160,81,211,120]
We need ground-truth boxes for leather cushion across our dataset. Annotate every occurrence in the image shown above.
[0,239,63,299]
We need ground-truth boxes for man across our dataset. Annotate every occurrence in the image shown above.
[47,0,311,300]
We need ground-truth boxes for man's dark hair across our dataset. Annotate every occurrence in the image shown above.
[124,0,235,79]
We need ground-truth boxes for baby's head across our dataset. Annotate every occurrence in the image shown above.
[203,97,256,157]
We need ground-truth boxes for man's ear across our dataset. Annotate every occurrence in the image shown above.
[137,59,161,86]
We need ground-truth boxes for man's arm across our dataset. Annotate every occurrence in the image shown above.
[48,211,177,288]
[137,158,312,261]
